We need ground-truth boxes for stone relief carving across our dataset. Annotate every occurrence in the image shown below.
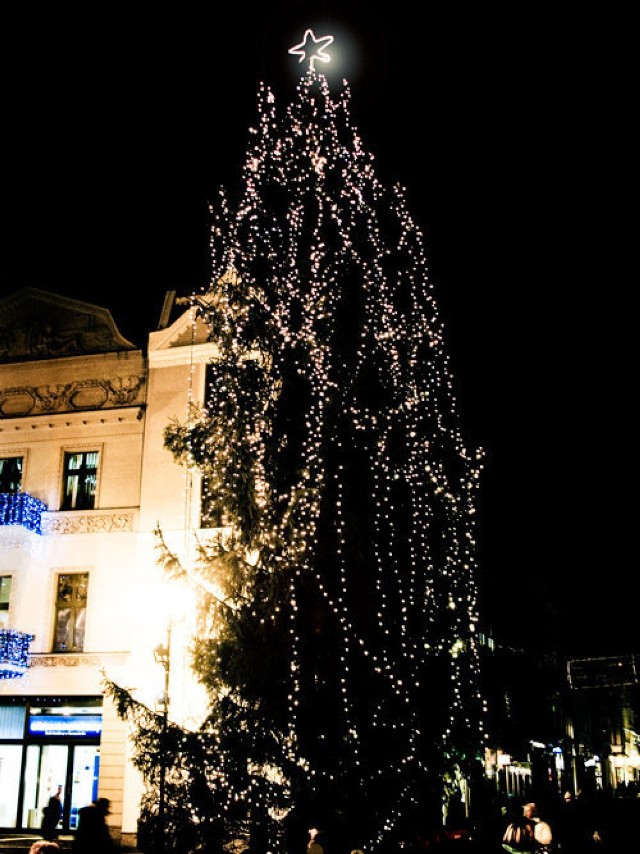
[0,317,117,361]
[0,288,137,363]
[30,654,103,667]
[42,512,135,535]
[68,381,110,410]
[35,384,72,411]
[29,652,129,667]
[0,388,36,417]
[108,375,144,406]
[0,376,145,418]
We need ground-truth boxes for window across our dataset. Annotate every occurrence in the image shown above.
[0,577,11,629]
[61,452,98,510]
[0,457,22,494]
[53,574,88,652]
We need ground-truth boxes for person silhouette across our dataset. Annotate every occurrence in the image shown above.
[525,802,553,852]
[72,797,114,853]
[41,785,63,841]
[307,827,324,853]
[555,790,603,852]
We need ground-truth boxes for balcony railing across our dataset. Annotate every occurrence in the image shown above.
[0,628,34,679]
[0,492,47,535]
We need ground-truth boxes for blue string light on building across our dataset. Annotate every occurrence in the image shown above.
[0,629,34,679]
[0,493,47,535]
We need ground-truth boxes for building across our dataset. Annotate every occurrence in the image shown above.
[0,287,210,846]
[566,654,640,794]
[479,632,640,804]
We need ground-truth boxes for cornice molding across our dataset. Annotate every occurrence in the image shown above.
[0,406,144,434]
[148,342,219,368]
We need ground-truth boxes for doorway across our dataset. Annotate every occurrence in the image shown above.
[20,743,100,832]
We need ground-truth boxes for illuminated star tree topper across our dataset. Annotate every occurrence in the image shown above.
[288,28,334,72]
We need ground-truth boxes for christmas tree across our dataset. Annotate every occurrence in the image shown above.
[109,33,485,853]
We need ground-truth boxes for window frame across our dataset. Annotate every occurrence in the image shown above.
[59,446,101,511]
[0,454,24,494]
[52,572,89,653]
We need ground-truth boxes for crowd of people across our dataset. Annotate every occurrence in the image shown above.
[303,788,623,851]
[24,785,637,852]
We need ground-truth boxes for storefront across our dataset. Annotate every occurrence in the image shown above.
[0,696,102,832]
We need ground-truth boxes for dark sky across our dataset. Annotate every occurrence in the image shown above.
[1,2,635,658]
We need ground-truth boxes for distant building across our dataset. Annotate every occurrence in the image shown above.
[0,287,211,846]
[566,654,640,794]
[479,632,640,803]
[479,633,565,802]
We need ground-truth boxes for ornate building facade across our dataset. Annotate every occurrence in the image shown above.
[0,287,209,846]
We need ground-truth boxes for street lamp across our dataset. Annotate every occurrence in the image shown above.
[153,625,171,854]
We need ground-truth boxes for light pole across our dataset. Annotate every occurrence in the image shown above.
[153,624,171,854]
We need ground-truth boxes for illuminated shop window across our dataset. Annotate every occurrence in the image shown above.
[0,457,23,494]
[61,452,98,511]
[53,574,88,652]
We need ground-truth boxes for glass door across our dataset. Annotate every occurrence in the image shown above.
[68,745,100,830]
[0,744,23,826]
[21,743,68,830]
[20,743,100,831]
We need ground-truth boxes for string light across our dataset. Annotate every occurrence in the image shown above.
[0,492,47,535]
[114,61,485,852]
[0,628,34,679]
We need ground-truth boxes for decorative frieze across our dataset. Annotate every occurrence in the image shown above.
[30,654,102,668]
[0,376,145,418]
[42,511,136,535]
[30,652,130,668]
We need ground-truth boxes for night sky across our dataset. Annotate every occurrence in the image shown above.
[1,2,635,658]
